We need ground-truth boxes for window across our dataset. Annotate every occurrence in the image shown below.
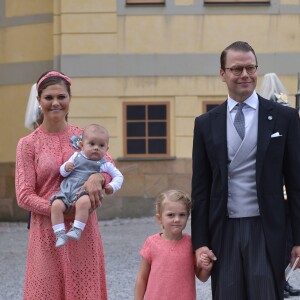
[202,101,223,112]
[123,103,170,158]
[204,0,268,3]
[126,0,165,4]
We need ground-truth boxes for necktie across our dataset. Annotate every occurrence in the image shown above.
[234,103,246,140]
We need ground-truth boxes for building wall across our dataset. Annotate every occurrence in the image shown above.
[0,0,299,220]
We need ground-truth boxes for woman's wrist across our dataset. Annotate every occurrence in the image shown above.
[95,173,105,187]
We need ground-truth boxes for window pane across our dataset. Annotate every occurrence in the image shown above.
[149,139,166,154]
[204,0,268,2]
[127,106,145,120]
[148,122,166,137]
[127,139,146,154]
[206,104,220,112]
[124,103,169,157]
[127,122,145,137]
[148,105,166,120]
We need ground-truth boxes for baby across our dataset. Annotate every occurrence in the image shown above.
[50,124,124,247]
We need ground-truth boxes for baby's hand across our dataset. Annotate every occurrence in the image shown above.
[104,184,113,195]
[65,162,74,172]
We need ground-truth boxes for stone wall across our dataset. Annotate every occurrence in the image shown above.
[0,158,192,221]
[0,163,27,221]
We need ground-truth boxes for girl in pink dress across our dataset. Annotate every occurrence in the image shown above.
[134,190,213,300]
[15,71,109,300]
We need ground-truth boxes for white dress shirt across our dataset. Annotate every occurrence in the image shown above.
[227,91,259,136]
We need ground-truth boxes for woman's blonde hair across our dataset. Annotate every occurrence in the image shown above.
[156,190,191,215]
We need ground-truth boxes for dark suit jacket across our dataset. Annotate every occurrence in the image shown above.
[191,95,300,295]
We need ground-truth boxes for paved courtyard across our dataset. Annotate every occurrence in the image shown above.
[0,217,299,300]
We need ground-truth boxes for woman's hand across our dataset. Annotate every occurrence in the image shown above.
[81,173,105,210]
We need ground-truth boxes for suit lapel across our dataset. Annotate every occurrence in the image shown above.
[211,97,277,189]
[229,125,257,171]
[256,96,277,185]
[211,102,228,179]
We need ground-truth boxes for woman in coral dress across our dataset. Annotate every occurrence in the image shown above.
[15,71,109,300]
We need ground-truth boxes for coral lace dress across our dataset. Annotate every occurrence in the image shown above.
[141,233,196,300]
[15,125,108,300]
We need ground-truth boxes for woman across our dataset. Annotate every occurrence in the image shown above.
[259,73,290,106]
[16,71,109,300]
[259,73,300,299]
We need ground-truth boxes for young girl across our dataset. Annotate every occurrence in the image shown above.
[134,190,213,300]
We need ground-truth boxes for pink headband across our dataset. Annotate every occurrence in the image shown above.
[36,71,72,91]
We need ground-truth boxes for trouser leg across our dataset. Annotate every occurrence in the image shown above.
[212,217,279,300]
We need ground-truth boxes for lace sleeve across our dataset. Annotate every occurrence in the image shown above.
[15,137,51,216]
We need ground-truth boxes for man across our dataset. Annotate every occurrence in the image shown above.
[191,41,300,299]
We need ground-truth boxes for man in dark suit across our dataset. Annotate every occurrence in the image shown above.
[191,41,300,299]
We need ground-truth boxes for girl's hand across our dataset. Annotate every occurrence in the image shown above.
[195,252,214,281]
[199,253,211,266]
[195,247,217,271]
[199,254,214,273]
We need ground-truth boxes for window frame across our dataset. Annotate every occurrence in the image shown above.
[202,101,223,113]
[126,0,165,4]
[204,0,269,3]
[123,102,170,158]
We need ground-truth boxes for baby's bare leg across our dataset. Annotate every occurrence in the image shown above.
[75,195,91,224]
[51,199,67,226]
[67,195,91,241]
[51,199,68,247]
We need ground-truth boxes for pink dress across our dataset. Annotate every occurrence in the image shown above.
[15,125,108,300]
[141,233,196,300]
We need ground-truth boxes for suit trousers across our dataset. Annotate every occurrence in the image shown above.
[211,217,280,300]
[285,202,293,267]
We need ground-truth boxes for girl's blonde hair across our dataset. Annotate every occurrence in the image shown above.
[156,190,192,215]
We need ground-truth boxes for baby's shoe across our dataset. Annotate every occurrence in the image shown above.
[55,230,68,248]
[66,226,82,241]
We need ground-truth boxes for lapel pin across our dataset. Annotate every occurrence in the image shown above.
[268,116,273,120]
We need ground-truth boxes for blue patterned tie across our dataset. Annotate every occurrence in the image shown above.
[234,103,246,140]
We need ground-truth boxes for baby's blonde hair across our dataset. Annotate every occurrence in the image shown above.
[156,190,191,216]
[83,124,109,143]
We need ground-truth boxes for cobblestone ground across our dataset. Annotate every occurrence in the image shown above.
[0,218,299,300]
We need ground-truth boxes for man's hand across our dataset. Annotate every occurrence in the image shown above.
[81,173,105,209]
[291,246,300,269]
[195,246,217,271]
